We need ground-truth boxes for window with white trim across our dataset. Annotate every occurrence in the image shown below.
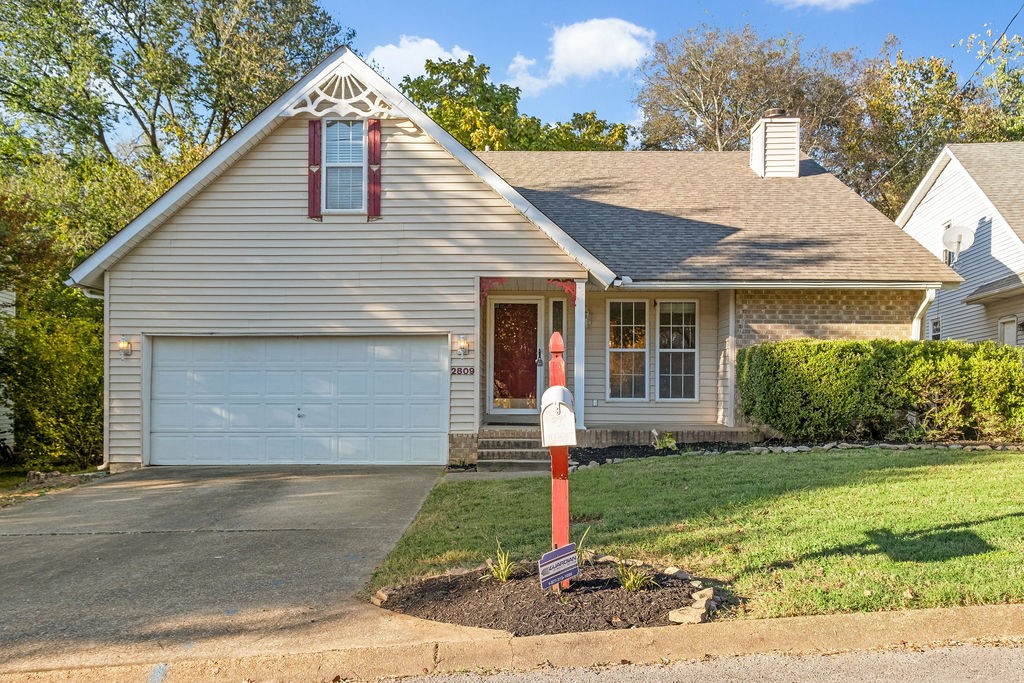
[658,301,697,399]
[324,120,365,211]
[930,318,941,341]
[608,301,647,399]
[999,317,1018,346]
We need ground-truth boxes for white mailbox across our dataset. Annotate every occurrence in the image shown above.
[540,385,577,447]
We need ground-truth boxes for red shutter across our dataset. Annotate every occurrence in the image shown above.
[367,118,381,219]
[307,120,322,220]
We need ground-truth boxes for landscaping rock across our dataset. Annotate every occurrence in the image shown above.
[796,445,811,452]
[975,445,993,451]
[370,589,389,607]
[690,598,717,612]
[769,447,784,453]
[948,444,963,450]
[691,587,714,601]
[749,447,769,455]
[782,446,798,453]
[662,566,692,579]
[689,580,703,588]
[822,442,837,450]
[668,607,705,624]
[837,442,857,449]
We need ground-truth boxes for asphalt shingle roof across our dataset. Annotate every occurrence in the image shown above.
[947,142,1024,245]
[477,151,959,284]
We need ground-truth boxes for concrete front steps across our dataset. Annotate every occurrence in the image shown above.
[476,427,548,471]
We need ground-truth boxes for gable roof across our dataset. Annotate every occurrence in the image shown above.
[947,143,1024,244]
[65,47,615,291]
[478,151,959,287]
[897,142,1024,247]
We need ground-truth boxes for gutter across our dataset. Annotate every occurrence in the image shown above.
[616,280,948,291]
[911,289,936,341]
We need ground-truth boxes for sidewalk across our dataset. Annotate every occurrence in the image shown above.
[3,601,1023,682]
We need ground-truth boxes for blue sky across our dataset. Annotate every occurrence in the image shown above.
[323,0,1024,127]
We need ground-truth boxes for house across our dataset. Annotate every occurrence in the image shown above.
[66,47,959,471]
[898,143,1024,345]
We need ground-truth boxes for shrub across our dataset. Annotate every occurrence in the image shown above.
[0,311,103,470]
[737,339,1024,442]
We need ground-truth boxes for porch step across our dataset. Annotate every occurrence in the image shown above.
[476,458,551,472]
[477,448,550,461]
[478,438,542,451]
[477,425,547,470]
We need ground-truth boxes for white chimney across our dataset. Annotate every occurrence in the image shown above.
[749,109,801,178]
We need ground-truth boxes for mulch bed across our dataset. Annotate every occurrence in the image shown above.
[379,564,699,636]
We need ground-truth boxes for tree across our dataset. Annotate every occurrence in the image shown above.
[834,48,1002,217]
[400,56,628,151]
[0,0,353,157]
[964,31,1024,139]
[635,24,861,160]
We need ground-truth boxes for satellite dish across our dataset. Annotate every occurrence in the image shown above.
[941,223,975,262]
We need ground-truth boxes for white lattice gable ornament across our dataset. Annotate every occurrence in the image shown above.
[285,64,403,119]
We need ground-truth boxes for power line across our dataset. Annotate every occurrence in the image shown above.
[864,0,1024,198]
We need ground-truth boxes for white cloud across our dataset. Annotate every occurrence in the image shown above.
[771,0,872,9]
[367,36,471,84]
[506,18,655,97]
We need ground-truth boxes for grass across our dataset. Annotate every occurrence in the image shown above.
[372,448,1024,619]
[0,466,29,492]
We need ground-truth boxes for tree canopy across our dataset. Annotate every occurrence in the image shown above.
[636,24,1024,217]
[0,0,352,158]
[400,56,628,151]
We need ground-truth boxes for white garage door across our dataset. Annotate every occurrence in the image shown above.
[149,336,449,465]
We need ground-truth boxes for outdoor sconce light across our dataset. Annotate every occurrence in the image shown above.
[457,335,468,357]
[118,335,132,359]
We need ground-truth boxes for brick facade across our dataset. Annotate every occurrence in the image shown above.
[735,289,922,348]
[448,433,479,465]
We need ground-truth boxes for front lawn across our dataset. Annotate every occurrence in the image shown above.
[372,448,1024,619]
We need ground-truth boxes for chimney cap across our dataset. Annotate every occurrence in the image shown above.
[764,108,787,118]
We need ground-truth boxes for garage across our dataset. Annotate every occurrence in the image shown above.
[148,336,449,465]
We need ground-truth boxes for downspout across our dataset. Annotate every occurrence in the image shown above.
[911,289,936,341]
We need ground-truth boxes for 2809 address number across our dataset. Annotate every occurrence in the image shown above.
[450,367,476,375]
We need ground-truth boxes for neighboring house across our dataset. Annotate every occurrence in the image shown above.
[65,48,958,471]
[899,143,1024,346]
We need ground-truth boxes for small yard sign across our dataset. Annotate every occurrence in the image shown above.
[538,543,579,589]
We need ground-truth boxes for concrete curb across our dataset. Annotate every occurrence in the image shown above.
[4,603,1023,682]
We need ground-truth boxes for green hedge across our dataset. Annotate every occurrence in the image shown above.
[736,339,1024,442]
[0,311,104,470]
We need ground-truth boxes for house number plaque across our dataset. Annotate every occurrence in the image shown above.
[450,367,475,375]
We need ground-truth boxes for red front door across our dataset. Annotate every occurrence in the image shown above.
[491,301,540,412]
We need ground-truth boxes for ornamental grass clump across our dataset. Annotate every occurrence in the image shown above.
[616,563,659,591]
[484,540,517,582]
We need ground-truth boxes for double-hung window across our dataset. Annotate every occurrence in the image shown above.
[324,120,365,211]
[608,301,647,399]
[657,301,697,400]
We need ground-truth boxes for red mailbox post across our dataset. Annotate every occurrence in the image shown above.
[547,332,571,588]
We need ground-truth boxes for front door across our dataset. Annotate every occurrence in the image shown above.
[489,299,543,413]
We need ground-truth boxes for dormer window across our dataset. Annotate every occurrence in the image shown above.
[324,120,366,212]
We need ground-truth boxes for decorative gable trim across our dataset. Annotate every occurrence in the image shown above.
[286,68,401,119]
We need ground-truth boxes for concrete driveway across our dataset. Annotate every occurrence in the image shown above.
[0,466,442,672]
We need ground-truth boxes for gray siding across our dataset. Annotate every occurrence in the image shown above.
[903,159,1024,343]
